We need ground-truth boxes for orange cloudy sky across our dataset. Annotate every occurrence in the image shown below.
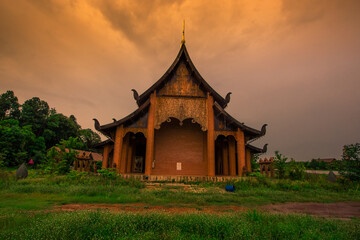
[1,0,359,160]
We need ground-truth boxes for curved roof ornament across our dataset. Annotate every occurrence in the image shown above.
[224,92,232,108]
[261,124,267,136]
[262,144,268,153]
[131,89,140,106]
[93,118,100,131]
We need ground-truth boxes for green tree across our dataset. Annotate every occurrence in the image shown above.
[43,112,79,149]
[20,97,49,137]
[0,90,20,120]
[79,128,101,150]
[0,119,45,166]
[42,137,84,174]
[340,143,360,181]
[273,151,288,179]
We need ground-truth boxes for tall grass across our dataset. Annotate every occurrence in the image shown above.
[0,211,359,239]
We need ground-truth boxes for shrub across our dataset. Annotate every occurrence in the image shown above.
[288,159,305,180]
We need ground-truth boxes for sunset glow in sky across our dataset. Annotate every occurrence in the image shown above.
[1,0,359,160]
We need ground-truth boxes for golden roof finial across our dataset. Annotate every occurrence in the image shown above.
[181,20,185,44]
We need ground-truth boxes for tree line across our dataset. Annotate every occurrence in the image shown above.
[0,90,101,167]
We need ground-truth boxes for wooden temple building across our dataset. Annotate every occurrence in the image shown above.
[93,31,267,177]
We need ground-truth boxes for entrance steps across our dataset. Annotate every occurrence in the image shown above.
[120,174,242,182]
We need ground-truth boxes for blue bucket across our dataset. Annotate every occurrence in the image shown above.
[225,185,235,192]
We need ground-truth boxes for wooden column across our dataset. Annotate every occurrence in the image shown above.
[145,92,156,175]
[222,141,229,175]
[245,149,252,173]
[120,133,129,174]
[113,125,124,172]
[207,93,215,177]
[236,128,246,176]
[102,144,110,168]
[126,138,133,173]
[228,137,236,176]
[203,132,207,165]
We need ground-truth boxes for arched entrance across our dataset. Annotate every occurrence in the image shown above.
[153,118,207,175]
[123,132,146,174]
[215,135,237,176]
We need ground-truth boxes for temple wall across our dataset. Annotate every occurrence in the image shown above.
[152,119,207,175]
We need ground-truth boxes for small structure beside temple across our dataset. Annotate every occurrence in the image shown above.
[93,28,267,177]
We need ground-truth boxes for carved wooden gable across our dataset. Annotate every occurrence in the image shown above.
[157,62,206,97]
[155,61,208,131]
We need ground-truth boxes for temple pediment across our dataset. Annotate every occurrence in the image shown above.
[157,62,206,98]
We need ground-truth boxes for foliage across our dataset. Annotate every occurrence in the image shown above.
[0,119,45,166]
[43,111,80,149]
[273,151,288,179]
[79,128,101,150]
[0,90,102,168]
[250,154,260,172]
[41,137,84,174]
[97,168,117,180]
[340,143,360,181]
[0,90,20,120]
[288,158,306,180]
[20,97,49,137]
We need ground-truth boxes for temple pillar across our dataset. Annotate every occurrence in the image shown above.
[102,144,110,168]
[145,91,156,175]
[113,125,124,172]
[120,134,130,174]
[236,128,246,176]
[222,140,229,175]
[228,137,236,176]
[245,148,252,173]
[207,93,215,177]
[126,139,133,173]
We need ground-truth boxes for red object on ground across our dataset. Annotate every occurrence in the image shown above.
[28,159,34,164]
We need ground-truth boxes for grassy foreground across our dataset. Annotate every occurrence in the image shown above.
[1,171,359,239]
[1,170,359,211]
[1,211,359,240]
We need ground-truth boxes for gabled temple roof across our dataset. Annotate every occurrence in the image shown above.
[94,99,150,137]
[137,43,228,108]
[246,143,268,154]
[94,42,267,144]
[213,102,267,140]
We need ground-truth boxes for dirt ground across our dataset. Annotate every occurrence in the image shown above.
[262,202,360,220]
[53,202,360,220]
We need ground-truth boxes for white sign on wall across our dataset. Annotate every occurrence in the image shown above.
[176,162,182,170]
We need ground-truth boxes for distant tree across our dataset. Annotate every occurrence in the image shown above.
[340,143,360,181]
[79,128,101,150]
[43,112,79,149]
[0,119,45,167]
[273,151,288,179]
[20,97,49,137]
[0,90,20,120]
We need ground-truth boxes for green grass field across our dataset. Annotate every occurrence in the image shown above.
[0,170,359,239]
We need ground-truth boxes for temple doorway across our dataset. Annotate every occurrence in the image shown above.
[153,118,206,175]
[125,132,146,174]
[215,135,237,176]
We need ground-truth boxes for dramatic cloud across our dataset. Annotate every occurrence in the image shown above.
[0,0,359,160]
